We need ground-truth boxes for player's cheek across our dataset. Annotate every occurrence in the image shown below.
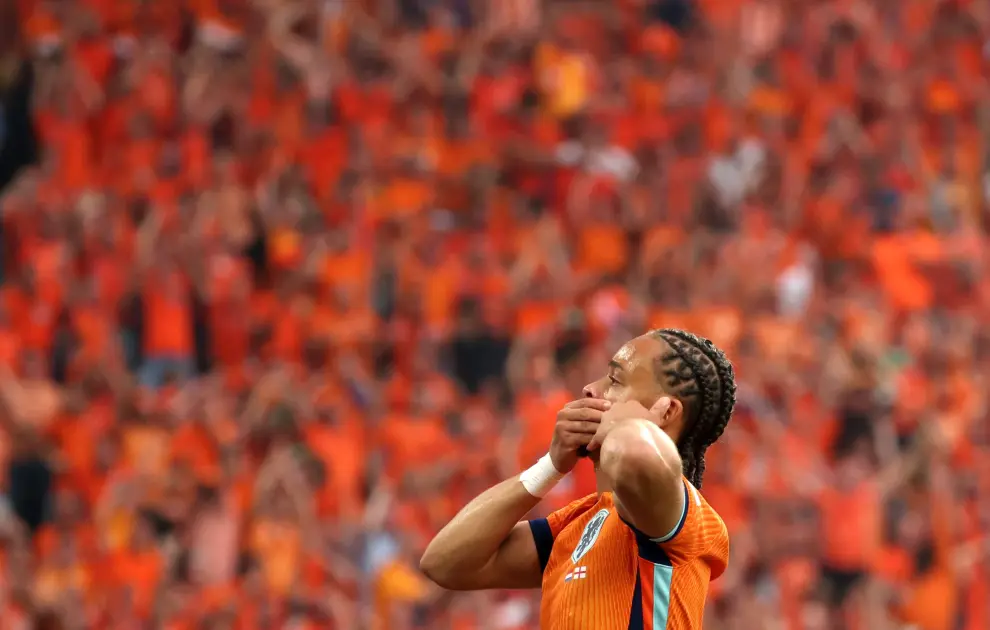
[604,386,629,404]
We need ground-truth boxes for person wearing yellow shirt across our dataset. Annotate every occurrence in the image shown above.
[535,33,593,119]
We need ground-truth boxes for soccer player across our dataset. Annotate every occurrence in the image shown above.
[421,329,736,629]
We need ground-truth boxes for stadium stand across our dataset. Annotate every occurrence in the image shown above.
[0,0,989,629]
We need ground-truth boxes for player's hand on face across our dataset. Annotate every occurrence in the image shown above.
[586,398,671,452]
[550,399,611,473]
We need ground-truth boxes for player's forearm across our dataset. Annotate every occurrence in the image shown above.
[420,476,541,586]
[601,418,682,475]
[599,419,683,514]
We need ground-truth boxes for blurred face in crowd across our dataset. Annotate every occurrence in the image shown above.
[53,490,81,527]
[132,515,156,550]
[95,434,119,473]
[272,489,294,521]
[54,534,76,568]
[834,445,872,490]
[800,597,830,630]
[39,212,59,239]
[215,152,238,185]
[896,510,927,550]
[21,350,46,380]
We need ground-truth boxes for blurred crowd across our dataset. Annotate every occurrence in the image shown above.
[0,0,989,628]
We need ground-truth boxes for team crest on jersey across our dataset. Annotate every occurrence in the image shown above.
[571,509,610,563]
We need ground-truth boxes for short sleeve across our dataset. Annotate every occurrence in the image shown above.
[527,494,598,572]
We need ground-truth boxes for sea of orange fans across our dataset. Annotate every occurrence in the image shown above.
[0,0,988,629]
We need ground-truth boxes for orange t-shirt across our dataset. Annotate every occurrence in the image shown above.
[378,414,454,481]
[536,45,594,118]
[896,567,957,630]
[250,519,302,596]
[112,549,164,617]
[895,495,959,630]
[143,270,193,356]
[304,420,365,519]
[819,482,881,571]
[122,424,171,477]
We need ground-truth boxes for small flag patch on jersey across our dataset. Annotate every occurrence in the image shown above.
[564,566,588,582]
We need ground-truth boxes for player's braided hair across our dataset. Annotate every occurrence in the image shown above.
[650,329,736,489]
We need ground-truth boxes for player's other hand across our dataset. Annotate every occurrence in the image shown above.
[549,399,611,474]
[587,398,670,452]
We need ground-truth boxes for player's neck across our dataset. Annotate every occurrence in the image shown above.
[593,463,612,494]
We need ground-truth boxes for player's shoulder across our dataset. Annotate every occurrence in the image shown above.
[685,479,717,513]
[548,493,601,527]
[529,494,605,574]
[692,482,731,577]
[682,478,726,522]
[667,479,730,572]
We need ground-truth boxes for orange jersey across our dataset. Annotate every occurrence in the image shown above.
[528,479,728,629]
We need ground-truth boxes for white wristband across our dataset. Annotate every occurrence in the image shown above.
[519,453,564,498]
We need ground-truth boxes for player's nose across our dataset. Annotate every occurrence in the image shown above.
[582,379,605,399]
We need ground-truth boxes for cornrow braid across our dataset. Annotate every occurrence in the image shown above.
[650,328,736,488]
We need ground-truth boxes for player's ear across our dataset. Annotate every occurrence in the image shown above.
[651,396,680,428]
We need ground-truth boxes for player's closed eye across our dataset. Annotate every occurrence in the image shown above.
[608,375,620,386]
